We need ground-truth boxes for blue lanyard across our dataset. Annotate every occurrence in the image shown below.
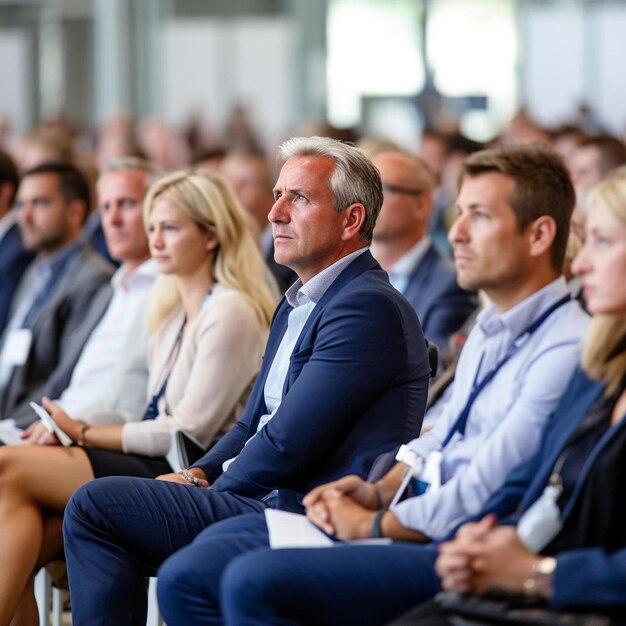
[141,287,214,421]
[441,294,571,448]
[142,319,185,421]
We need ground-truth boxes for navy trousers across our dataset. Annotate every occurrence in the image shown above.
[156,512,442,626]
[62,476,266,626]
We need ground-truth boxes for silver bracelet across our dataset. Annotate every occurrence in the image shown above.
[180,469,199,487]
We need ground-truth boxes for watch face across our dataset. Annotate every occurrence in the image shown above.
[536,556,557,575]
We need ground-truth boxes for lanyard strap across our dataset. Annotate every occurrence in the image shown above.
[441,294,571,448]
[142,319,185,421]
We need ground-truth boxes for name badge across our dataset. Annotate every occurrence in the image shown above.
[517,485,563,554]
[1,328,33,367]
[391,447,443,505]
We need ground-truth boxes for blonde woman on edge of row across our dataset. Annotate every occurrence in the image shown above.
[0,170,278,626]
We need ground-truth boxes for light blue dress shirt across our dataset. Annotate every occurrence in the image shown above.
[391,276,589,540]
[386,236,431,295]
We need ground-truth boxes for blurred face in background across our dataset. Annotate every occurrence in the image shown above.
[16,173,82,254]
[98,169,150,268]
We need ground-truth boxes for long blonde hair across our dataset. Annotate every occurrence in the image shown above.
[581,174,626,394]
[144,170,279,332]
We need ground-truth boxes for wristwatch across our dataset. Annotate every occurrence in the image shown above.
[523,556,556,598]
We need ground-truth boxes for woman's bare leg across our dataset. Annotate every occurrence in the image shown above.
[0,445,94,626]
[10,516,64,626]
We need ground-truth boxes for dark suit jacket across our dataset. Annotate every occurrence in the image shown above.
[0,243,114,425]
[7,282,114,427]
[193,250,431,512]
[474,368,626,611]
[402,244,477,353]
[0,222,35,335]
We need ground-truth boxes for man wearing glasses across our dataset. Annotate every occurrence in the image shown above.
[371,151,477,354]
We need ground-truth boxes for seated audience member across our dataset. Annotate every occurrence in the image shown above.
[62,136,431,626]
[569,133,626,191]
[220,148,297,292]
[0,163,113,420]
[140,143,589,626]
[6,157,160,431]
[0,149,34,335]
[387,172,626,626]
[0,170,275,626]
[371,151,477,353]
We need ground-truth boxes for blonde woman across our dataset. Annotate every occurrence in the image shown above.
[0,170,277,626]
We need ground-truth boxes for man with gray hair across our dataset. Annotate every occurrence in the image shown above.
[5,157,162,431]
[63,136,431,625]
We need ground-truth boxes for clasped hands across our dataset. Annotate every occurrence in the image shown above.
[303,475,382,540]
[436,514,539,595]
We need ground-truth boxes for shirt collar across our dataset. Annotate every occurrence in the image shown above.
[476,276,569,339]
[35,240,82,276]
[285,248,368,309]
[388,236,431,282]
[113,257,158,290]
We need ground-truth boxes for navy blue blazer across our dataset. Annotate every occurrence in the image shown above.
[0,222,34,335]
[402,244,477,353]
[193,250,431,512]
[475,368,626,611]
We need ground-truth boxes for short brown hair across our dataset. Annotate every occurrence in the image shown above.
[577,134,626,176]
[458,144,575,272]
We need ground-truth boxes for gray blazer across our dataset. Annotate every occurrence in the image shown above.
[1,242,114,427]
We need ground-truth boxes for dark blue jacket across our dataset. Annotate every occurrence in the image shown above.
[402,244,476,353]
[0,221,34,335]
[478,368,626,611]
[193,250,431,512]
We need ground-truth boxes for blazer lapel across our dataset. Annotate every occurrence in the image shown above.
[291,250,380,355]
[403,244,437,312]
[244,298,291,432]
[521,376,605,510]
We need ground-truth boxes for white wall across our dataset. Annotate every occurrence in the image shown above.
[0,29,31,137]
[521,3,626,134]
[162,17,295,141]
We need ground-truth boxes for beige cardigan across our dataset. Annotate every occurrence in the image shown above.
[121,284,266,457]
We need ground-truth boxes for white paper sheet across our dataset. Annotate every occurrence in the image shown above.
[265,509,392,549]
[265,509,334,549]
[0,419,25,445]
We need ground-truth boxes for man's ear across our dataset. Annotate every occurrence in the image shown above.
[68,199,88,229]
[528,215,557,258]
[341,203,366,241]
[414,191,433,223]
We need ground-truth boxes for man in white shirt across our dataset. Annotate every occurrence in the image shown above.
[160,143,589,626]
[12,157,162,434]
[371,151,477,352]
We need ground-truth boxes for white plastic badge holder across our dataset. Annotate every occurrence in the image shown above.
[422,450,443,490]
[1,328,32,367]
[391,445,428,506]
[28,402,73,447]
[517,484,563,554]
